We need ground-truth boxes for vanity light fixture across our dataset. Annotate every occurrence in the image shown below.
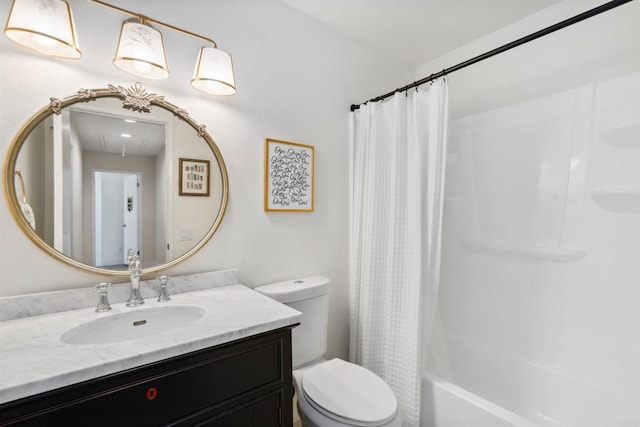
[4,0,81,59]
[191,46,236,96]
[120,133,132,138]
[3,0,236,95]
[124,119,136,123]
[113,18,169,80]
[90,0,236,95]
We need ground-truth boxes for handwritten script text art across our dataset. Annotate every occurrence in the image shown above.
[264,139,314,211]
[270,146,310,207]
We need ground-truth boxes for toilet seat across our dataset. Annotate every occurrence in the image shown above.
[300,358,398,426]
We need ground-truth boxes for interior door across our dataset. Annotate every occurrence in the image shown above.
[123,174,140,264]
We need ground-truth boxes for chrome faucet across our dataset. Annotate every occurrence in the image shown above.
[126,248,135,264]
[157,275,171,302]
[126,253,144,307]
[95,282,112,312]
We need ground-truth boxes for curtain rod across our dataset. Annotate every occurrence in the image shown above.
[350,0,634,112]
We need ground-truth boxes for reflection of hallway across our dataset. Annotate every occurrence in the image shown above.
[93,170,140,268]
[82,149,160,267]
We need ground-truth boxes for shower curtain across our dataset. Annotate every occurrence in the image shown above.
[349,79,448,426]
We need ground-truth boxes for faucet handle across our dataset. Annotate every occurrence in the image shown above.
[95,282,112,312]
[126,249,136,265]
[157,276,171,302]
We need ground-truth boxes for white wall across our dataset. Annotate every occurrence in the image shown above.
[69,117,84,261]
[171,120,222,258]
[14,122,46,236]
[156,148,167,265]
[43,116,55,245]
[0,0,413,360]
[419,1,639,426]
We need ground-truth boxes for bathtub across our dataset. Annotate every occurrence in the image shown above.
[420,373,539,427]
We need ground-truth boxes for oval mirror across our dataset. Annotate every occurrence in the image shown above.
[2,83,229,277]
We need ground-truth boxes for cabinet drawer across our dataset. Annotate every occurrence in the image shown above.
[182,390,282,427]
[0,329,292,427]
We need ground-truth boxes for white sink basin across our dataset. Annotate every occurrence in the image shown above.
[61,305,205,345]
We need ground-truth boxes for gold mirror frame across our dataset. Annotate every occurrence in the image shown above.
[2,82,229,278]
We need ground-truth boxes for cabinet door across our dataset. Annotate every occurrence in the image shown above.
[194,392,282,427]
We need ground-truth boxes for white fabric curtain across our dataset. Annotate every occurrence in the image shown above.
[349,79,448,426]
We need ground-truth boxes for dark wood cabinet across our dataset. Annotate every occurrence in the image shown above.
[0,326,294,426]
[188,392,282,427]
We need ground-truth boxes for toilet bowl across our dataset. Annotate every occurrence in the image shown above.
[254,277,402,427]
[293,358,401,427]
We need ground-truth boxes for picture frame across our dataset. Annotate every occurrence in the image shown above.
[264,138,314,212]
[179,158,210,196]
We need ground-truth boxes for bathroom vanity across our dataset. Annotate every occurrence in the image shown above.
[0,279,301,426]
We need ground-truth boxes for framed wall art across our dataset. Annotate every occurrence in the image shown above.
[179,158,210,196]
[264,138,314,212]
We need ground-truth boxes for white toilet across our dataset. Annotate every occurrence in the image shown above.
[255,276,402,427]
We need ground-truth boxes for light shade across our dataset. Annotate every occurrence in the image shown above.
[4,0,81,59]
[191,46,236,95]
[113,19,169,80]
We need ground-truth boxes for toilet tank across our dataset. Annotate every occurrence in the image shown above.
[254,276,330,368]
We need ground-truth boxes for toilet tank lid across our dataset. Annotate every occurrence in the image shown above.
[254,276,330,303]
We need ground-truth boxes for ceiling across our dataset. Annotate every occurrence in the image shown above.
[280,0,562,65]
[70,110,166,157]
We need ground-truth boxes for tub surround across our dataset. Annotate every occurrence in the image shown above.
[0,273,301,404]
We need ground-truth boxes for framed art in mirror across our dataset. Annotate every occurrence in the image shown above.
[179,158,210,196]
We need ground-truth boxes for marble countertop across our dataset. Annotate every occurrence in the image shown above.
[0,284,301,404]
